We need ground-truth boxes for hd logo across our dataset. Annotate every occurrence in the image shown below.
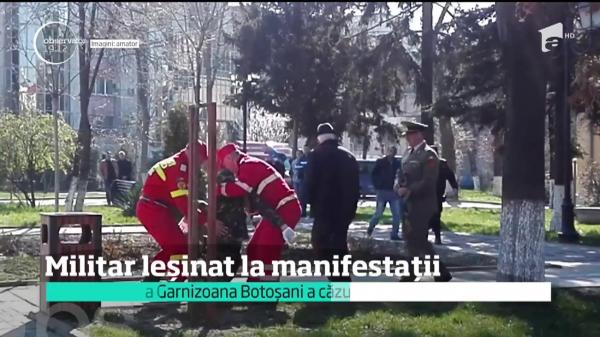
[538,22,575,53]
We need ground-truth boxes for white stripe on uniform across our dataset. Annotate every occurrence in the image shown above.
[235,181,252,193]
[276,194,297,210]
[257,173,278,195]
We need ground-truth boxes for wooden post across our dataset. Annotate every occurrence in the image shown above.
[187,104,201,317]
[207,102,217,265]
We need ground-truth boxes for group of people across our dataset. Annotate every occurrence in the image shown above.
[136,120,455,291]
[99,150,134,205]
[367,131,459,246]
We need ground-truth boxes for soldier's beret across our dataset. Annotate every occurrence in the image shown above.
[400,121,429,136]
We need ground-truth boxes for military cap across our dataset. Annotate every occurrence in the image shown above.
[400,121,429,135]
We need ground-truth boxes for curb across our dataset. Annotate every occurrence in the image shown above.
[0,279,38,287]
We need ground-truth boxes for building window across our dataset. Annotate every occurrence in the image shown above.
[93,78,118,95]
[94,79,106,94]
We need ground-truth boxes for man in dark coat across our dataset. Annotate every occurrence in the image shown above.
[429,145,459,245]
[304,123,360,282]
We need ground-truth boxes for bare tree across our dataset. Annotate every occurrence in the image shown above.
[17,2,82,210]
[69,2,114,211]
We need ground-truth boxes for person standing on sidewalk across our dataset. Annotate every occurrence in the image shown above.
[367,146,404,240]
[395,121,452,282]
[304,123,360,282]
[429,145,459,245]
[117,150,133,181]
[99,152,118,206]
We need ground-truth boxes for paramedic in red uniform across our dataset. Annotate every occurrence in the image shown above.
[216,143,301,282]
[136,141,226,272]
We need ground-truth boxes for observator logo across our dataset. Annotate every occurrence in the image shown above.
[33,22,85,65]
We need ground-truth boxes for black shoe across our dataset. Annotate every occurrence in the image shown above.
[367,228,373,237]
[434,273,453,282]
[435,238,442,245]
[390,236,402,241]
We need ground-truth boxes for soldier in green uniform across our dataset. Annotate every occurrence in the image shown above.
[395,121,452,282]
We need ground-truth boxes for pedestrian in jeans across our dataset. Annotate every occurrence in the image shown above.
[291,150,308,217]
[367,146,403,240]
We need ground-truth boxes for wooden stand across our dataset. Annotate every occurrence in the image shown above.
[39,212,102,321]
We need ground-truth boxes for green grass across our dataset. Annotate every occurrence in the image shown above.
[0,255,38,282]
[86,324,142,337]
[356,207,600,247]
[0,204,138,227]
[459,189,502,203]
[86,289,600,337]
[1,203,599,247]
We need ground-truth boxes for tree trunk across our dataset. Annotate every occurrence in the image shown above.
[496,2,546,281]
[362,131,369,159]
[498,199,546,281]
[439,115,456,171]
[492,130,503,176]
[74,3,105,211]
[550,185,564,231]
[30,179,36,208]
[135,45,150,182]
[65,177,77,211]
[420,2,434,144]
[75,3,92,211]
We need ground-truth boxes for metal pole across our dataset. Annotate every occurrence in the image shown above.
[559,15,580,243]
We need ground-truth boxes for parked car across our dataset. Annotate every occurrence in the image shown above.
[358,159,377,198]
[357,156,403,199]
[235,140,293,186]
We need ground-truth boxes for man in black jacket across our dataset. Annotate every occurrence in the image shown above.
[429,145,459,245]
[367,146,403,240]
[305,123,360,282]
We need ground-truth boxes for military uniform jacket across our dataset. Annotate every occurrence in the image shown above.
[398,141,440,212]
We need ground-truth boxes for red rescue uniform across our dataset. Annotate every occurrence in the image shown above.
[218,154,301,281]
[136,148,206,265]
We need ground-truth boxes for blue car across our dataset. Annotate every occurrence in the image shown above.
[358,159,377,198]
[357,156,403,199]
